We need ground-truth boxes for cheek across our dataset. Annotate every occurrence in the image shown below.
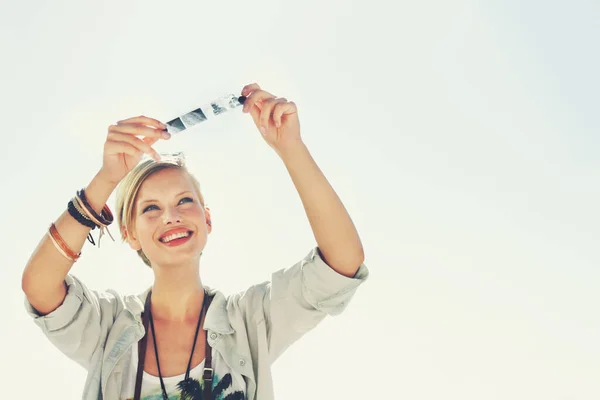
[182,204,205,219]
[134,215,159,242]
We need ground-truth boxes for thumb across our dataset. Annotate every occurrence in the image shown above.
[247,99,264,131]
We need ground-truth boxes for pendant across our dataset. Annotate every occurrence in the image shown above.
[178,377,203,399]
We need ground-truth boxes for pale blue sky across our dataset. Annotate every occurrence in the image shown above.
[1,1,599,399]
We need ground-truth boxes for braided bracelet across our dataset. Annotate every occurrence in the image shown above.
[68,199,96,229]
[67,199,97,245]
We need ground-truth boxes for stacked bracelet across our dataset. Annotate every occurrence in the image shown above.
[67,199,97,245]
[68,199,96,229]
[77,189,114,226]
[66,188,115,247]
[48,223,81,262]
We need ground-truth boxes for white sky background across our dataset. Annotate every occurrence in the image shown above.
[1,0,599,398]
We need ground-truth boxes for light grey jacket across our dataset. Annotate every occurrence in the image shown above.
[25,248,369,400]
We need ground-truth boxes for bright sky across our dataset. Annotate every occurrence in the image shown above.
[1,1,599,399]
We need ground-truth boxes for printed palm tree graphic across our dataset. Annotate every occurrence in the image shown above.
[178,373,245,400]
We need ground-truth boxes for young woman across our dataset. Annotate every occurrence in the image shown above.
[22,83,369,400]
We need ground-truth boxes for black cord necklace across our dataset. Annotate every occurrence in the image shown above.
[147,290,208,400]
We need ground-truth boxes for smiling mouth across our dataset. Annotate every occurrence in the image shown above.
[159,230,193,244]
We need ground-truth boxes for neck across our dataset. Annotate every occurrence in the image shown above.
[150,261,205,323]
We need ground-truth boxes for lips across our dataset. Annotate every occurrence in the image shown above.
[158,228,194,245]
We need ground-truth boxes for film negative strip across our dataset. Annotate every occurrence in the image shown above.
[165,94,247,135]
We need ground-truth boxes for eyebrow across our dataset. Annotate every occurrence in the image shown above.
[138,191,193,206]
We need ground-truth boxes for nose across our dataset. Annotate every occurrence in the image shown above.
[162,205,182,224]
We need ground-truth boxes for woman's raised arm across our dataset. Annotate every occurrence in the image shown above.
[22,116,169,315]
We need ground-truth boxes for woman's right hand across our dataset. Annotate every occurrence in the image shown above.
[99,115,171,184]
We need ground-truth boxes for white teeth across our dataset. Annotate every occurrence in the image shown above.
[161,231,189,243]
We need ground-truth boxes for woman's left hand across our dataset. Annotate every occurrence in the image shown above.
[241,83,303,156]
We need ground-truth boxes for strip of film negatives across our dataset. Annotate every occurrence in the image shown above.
[165,94,247,135]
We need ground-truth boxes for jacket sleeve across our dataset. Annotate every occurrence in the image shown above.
[262,247,369,362]
[24,274,121,370]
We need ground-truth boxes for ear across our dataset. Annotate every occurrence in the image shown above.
[205,206,212,234]
[123,225,142,251]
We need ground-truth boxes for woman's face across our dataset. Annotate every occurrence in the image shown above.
[128,168,210,268]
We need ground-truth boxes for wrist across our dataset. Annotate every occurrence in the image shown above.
[276,140,308,164]
[95,168,121,188]
[84,171,119,213]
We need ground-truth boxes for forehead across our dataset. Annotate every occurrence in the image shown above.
[136,168,195,200]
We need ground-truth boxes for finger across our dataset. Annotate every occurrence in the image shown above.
[243,89,275,114]
[107,132,160,160]
[259,98,287,131]
[241,83,261,98]
[104,140,143,159]
[109,123,170,140]
[272,100,296,128]
[117,115,166,130]
[142,136,160,146]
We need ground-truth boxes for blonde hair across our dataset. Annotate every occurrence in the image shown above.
[115,155,205,267]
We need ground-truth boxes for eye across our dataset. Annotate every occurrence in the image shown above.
[142,204,159,213]
[179,197,194,205]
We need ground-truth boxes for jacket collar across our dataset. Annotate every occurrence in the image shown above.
[203,287,235,334]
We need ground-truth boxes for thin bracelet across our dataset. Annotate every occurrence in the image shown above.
[74,194,105,228]
[74,195,114,247]
[77,189,114,226]
[49,223,81,261]
[74,190,115,247]
[47,231,73,261]
[75,194,114,229]
[48,223,81,262]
